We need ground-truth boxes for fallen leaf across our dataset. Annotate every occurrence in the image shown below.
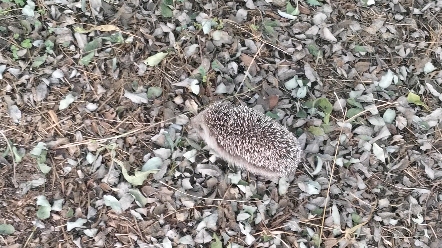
[144,52,168,66]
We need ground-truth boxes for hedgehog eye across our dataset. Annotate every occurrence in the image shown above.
[196,124,204,132]
[192,122,203,132]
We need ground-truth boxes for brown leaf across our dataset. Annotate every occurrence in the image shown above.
[240,54,258,76]
[103,109,116,120]
[47,110,59,127]
[414,57,431,73]
[94,24,120,32]
[324,238,339,248]
[240,54,255,67]
[100,182,112,192]
[299,4,311,15]
[46,138,69,148]
[354,62,371,73]
[268,95,279,110]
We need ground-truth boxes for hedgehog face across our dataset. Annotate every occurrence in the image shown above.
[191,118,204,133]
[191,107,231,156]
[190,110,216,147]
[190,111,204,135]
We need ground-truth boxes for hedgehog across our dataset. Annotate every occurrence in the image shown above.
[190,101,303,178]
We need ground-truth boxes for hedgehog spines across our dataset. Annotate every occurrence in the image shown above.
[191,101,302,178]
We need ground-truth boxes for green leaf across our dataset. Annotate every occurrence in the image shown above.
[198,67,207,77]
[59,93,76,110]
[308,126,325,136]
[51,199,64,211]
[424,61,436,74]
[211,60,222,71]
[102,32,124,43]
[352,213,362,224]
[121,167,155,186]
[66,218,87,231]
[407,92,420,103]
[15,0,26,7]
[20,20,32,33]
[265,111,279,119]
[321,124,333,134]
[262,20,279,37]
[73,26,89,33]
[103,195,122,214]
[383,109,396,124]
[372,143,385,163]
[21,39,32,48]
[210,233,222,248]
[346,98,363,109]
[296,109,307,118]
[12,146,24,163]
[30,142,51,173]
[312,208,323,215]
[0,224,15,235]
[36,195,51,219]
[34,20,41,28]
[45,39,54,53]
[227,171,241,184]
[306,0,322,6]
[38,163,52,174]
[44,39,54,48]
[66,208,74,218]
[263,20,279,27]
[83,38,102,53]
[160,2,173,18]
[10,45,19,59]
[418,121,430,130]
[354,45,367,53]
[119,162,157,186]
[314,98,333,124]
[346,108,363,119]
[262,234,273,242]
[32,55,47,68]
[37,205,51,219]
[30,142,47,156]
[307,43,321,57]
[312,233,322,247]
[164,132,175,150]
[378,70,394,89]
[284,77,299,90]
[287,2,295,13]
[79,51,95,66]
[128,189,149,207]
[286,2,299,15]
[407,92,429,110]
[303,100,315,108]
[147,86,163,99]
[22,0,35,17]
[144,52,168,66]
[297,85,308,98]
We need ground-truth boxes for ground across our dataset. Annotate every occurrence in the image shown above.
[1,0,442,247]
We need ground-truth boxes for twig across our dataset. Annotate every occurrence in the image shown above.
[0,130,17,187]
